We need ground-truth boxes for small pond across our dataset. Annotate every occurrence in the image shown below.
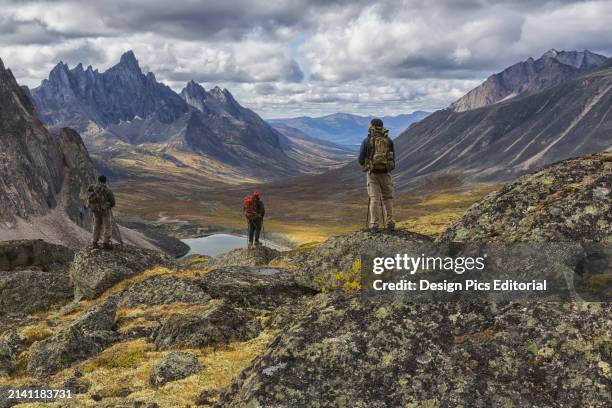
[181,233,282,257]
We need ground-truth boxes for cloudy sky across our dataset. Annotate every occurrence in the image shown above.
[1,0,611,118]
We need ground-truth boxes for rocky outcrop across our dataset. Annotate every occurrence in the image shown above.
[197,266,317,308]
[149,352,201,388]
[206,246,281,268]
[154,300,261,350]
[439,153,611,242]
[0,241,75,317]
[0,58,64,222]
[217,295,611,408]
[69,245,175,299]
[451,49,608,112]
[0,240,74,272]
[27,299,118,377]
[274,229,435,287]
[117,275,211,308]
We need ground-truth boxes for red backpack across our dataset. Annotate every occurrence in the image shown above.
[243,195,258,219]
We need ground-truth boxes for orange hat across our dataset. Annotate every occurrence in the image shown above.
[252,191,260,198]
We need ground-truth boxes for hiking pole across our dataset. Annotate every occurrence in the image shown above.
[365,197,370,229]
[110,209,124,248]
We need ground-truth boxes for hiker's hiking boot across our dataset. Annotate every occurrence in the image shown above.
[91,243,100,249]
[247,242,253,249]
[102,242,113,250]
[254,241,262,247]
[386,222,395,231]
[368,226,380,232]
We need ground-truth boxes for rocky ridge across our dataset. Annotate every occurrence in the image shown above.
[452,49,608,112]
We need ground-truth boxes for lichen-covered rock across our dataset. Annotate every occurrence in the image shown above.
[0,241,74,317]
[117,276,211,308]
[27,326,101,377]
[27,299,119,377]
[70,245,175,299]
[206,246,280,268]
[216,294,612,408]
[0,331,24,377]
[197,266,317,308]
[154,300,261,350]
[71,298,118,332]
[0,269,73,317]
[0,240,74,271]
[273,229,435,288]
[439,153,611,243]
[149,352,201,388]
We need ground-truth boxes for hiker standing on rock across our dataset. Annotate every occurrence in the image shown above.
[244,191,265,248]
[359,118,396,230]
[86,175,116,250]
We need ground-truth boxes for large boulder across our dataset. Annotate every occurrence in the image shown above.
[70,245,175,300]
[27,299,118,377]
[154,300,261,350]
[149,351,201,388]
[439,153,611,243]
[26,326,101,377]
[0,240,74,317]
[216,294,612,408]
[197,266,317,308]
[117,275,211,308]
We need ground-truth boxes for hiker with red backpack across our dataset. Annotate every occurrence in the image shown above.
[243,191,265,248]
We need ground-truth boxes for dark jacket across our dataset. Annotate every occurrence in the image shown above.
[255,198,265,217]
[358,132,395,173]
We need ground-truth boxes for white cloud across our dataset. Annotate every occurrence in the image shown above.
[0,0,610,117]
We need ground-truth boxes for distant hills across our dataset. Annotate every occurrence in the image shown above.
[268,111,430,148]
[451,49,608,112]
[30,51,350,182]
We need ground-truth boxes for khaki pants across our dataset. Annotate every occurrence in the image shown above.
[92,209,112,244]
[367,172,394,228]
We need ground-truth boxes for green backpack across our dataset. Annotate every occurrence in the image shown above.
[86,184,108,212]
[369,128,395,172]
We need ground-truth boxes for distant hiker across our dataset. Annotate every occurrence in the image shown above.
[359,118,396,230]
[86,175,116,249]
[243,191,265,248]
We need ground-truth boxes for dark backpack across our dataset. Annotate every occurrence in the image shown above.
[243,195,258,220]
[87,184,108,212]
[369,128,395,172]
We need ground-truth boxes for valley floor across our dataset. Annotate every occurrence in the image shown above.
[113,175,499,245]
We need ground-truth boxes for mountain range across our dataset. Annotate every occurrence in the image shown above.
[451,49,608,111]
[30,51,351,182]
[268,111,430,148]
[284,49,612,194]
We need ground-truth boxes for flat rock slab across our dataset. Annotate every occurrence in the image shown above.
[206,246,280,268]
[197,267,318,308]
[117,275,211,308]
[70,245,175,300]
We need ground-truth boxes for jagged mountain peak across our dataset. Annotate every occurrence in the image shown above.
[118,50,140,69]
